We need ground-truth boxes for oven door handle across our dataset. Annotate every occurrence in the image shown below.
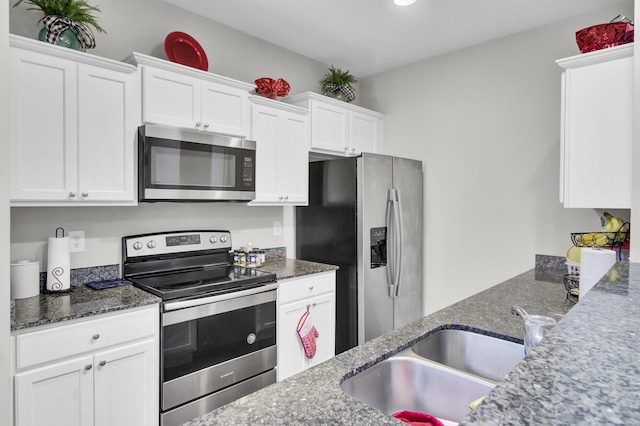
[163,283,278,325]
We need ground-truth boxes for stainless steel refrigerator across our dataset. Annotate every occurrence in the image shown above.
[296,153,423,355]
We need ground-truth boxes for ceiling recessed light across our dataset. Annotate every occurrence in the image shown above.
[394,0,416,5]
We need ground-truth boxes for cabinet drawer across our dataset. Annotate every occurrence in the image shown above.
[278,272,335,305]
[16,306,158,370]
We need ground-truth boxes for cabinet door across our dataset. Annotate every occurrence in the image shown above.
[278,112,309,205]
[306,292,336,369]
[141,66,201,129]
[561,56,632,208]
[9,48,78,202]
[15,355,94,426]
[251,105,280,203]
[201,81,250,137]
[94,339,158,426]
[349,111,382,156]
[78,64,136,202]
[277,299,310,381]
[309,100,349,154]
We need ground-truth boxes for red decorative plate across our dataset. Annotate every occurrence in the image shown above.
[164,32,208,71]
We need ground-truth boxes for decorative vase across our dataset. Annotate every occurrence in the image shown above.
[322,84,356,103]
[38,24,82,51]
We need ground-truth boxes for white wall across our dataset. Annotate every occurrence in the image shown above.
[1,1,12,423]
[360,2,634,314]
[631,0,640,260]
[8,0,335,268]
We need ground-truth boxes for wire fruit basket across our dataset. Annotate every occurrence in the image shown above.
[562,274,579,304]
[570,222,629,260]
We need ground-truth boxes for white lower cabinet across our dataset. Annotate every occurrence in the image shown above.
[277,271,336,381]
[12,305,159,426]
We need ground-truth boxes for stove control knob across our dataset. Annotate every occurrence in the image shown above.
[133,241,143,250]
[220,235,228,243]
[209,236,217,244]
[147,240,157,249]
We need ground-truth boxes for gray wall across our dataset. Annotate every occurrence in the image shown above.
[9,0,333,268]
[360,2,633,314]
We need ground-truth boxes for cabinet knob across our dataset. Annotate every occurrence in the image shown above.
[196,122,201,127]
[99,360,107,367]
[309,286,314,292]
[92,334,100,340]
[284,195,289,200]
[203,123,210,128]
[351,148,356,153]
[279,196,284,200]
[81,192,89,198]
[69,192,76,198]
[344,147,348,152]
[85,364,92,371]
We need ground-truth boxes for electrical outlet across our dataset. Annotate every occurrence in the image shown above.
[273,221,282,237]
[69,231,85,253]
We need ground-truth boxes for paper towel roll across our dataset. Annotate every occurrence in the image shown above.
[579,247,616,299]
[10,260,40,299]
[47,236,70,292]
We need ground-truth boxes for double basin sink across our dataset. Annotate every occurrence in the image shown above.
[340,328,525,424]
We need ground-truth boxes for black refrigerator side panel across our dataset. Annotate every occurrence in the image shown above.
[296,158,358,355]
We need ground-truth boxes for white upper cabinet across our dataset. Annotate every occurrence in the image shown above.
[556,44,633,208]
[126,52,253,137]
[9,35,138,206]
[249,96,309,205]
[286,92,383,157]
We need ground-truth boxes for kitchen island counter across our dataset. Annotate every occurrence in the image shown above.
[185,260,640,425]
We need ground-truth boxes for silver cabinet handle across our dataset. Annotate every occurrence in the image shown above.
[284,195,289,200]
[69,192,76,198]
[81,192,89,198]
[92,334,100,340]
[85,364,92,371]
[203,123,210,128]
[279,196,284,200]
[99,361,106,367]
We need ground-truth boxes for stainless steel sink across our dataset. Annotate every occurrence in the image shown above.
[411,329,524,382]
[341,354,494,423]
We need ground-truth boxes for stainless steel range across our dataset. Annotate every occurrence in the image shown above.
[122,230,277,426]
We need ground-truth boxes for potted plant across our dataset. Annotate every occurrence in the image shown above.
[12,0,106,51]
[320,66,358,103]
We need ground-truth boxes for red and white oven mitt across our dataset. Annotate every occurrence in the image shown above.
[297,307,320,359]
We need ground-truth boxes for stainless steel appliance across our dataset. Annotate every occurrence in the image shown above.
[296,153,423,354]
[122,230,277,426]
[138,125,256,202]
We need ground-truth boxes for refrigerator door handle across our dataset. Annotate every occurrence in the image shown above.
[386,189,396,298]
[394,190,403,297]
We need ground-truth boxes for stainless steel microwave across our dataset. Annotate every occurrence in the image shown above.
[138,125,256,202]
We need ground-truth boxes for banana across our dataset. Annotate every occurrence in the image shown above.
[579,233,608,246]
[602,212,628,243]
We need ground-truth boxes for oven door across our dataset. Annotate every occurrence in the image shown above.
[139,124,256,201]
[161,286,277,413]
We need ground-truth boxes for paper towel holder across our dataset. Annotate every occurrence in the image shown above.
[55,227,65,238]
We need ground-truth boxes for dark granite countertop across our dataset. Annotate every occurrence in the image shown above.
[11,283,161,331]
[184,262,640,425]
[10,258,335,332]
[258,257,338,280]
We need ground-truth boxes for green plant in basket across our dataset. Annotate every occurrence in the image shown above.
[13,0,105,51]
[320,65,358,103]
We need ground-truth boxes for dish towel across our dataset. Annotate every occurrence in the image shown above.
[392,411,445,426]
[297,306,320,359]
